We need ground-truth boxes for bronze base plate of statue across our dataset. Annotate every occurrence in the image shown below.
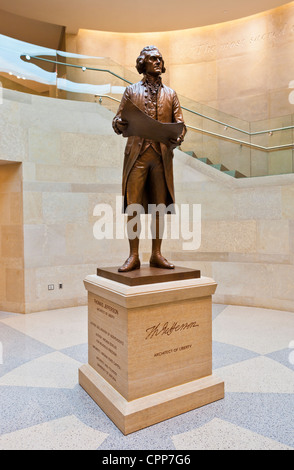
[97,265,201,287]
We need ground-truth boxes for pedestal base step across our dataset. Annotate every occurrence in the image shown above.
[79,364,224,435]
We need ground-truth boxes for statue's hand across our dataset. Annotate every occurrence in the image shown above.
[115,118,128,133]
[169,136,182,147]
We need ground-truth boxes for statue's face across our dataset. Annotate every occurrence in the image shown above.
[145,51,163,76]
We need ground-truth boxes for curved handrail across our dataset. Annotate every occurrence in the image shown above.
[186,125,294,151]
[96,95,294,151]
[25,54,294,140]
[182,107,294,136]
[21,54,133,85]
[181,106,248,134]
[95,94,120,103]
[96,94,294,151]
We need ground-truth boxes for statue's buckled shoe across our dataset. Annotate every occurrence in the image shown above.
[149,254,175,269]
[118,256,141,273]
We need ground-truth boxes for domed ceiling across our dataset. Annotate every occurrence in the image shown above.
[0,0,290,33]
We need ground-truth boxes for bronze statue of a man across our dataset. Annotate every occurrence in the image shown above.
[112,45,186,272]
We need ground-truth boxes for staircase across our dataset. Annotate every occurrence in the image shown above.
[184,152,246,178]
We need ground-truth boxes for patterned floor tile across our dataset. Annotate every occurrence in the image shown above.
[97,419,177,450]
[215,356,294,393]
[0,384,111,435]
[0,303,293,450]
[212,304,228,320]
[0,415,108,450]
[171,417,293,450]
[213,305,294,354]
[212,341,259,369]
[172,392,294,448]
[60,343,88,364]
[0,352,81,389]
[0,307,87,350]
[266,347,294,371]
[0,322,54,377]
[0,311,19,320]
[95,391,294,450]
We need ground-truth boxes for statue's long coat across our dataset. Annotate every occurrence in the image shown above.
[113,77,186,213]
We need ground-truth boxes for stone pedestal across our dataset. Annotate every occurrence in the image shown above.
[79,266,224,435]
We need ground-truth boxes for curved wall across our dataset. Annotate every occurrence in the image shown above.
[66,2,294,121]
[0,89,293,313]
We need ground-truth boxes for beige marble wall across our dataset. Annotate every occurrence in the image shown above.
[171,161,294,312]
[0,88,293,313]
[0,89,126,313]
[67,2,294,122]
[0,162,24,313]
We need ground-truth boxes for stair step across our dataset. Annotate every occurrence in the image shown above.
[211,163,229,171]
[223,170,246,178]
[184,150,247,178]
[184,150,197,158]
[197,157,213,165]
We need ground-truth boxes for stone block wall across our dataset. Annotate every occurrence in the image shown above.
[0,89,128,313]
[172,157,294,311]
[0,162,24,312]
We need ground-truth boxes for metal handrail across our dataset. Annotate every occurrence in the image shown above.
[22,55,133,85]
[186,125,294,152]
[182,107,248,134]
[26,55,294,140]
[95,94,120,103]
[96,94,293,151]
[182,107,294,136]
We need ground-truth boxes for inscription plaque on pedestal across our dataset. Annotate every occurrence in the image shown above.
[79,267,225,435]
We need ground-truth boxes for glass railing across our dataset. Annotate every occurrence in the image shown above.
[0,33,293,178]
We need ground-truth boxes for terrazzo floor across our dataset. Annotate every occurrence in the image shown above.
[0,303,293,450]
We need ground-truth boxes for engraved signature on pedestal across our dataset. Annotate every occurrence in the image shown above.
[145,321,199,340]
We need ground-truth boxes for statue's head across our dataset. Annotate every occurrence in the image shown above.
[136,46,166,75]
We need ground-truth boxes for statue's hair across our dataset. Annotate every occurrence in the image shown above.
[136,45,166,74]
